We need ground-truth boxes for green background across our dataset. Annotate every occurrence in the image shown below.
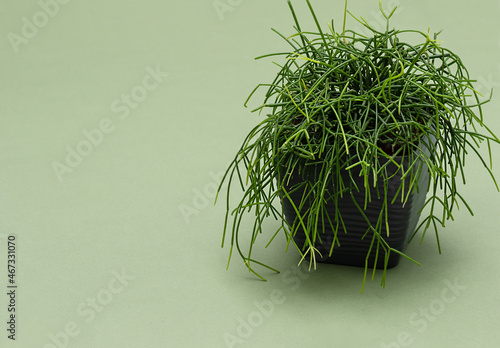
[1,0,499,347]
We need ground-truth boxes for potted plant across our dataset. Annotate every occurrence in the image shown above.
[216,0,499,291]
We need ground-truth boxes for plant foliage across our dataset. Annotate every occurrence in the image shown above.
[216,0,499,290]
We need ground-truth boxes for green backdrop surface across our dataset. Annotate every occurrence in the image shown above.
[1,0,499,347]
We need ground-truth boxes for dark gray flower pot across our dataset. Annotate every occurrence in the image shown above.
[280,145,431,269]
